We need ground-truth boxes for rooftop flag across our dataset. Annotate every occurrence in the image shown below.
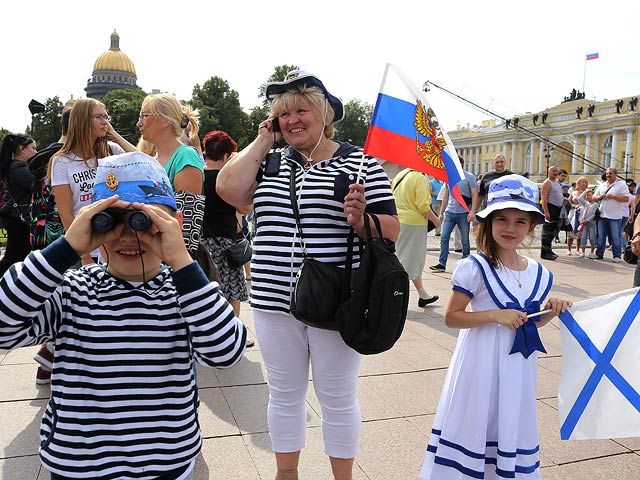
[558,287,640,440]
[586,52,599,61]
[364,63,467,210]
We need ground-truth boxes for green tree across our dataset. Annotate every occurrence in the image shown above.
[28,97,64,148]
[334,99,373,146]
[257,64,300,107]
[102,89,148,145]
[191,77,250,147]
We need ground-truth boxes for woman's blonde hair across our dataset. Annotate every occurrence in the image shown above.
[48,98,111,178]
[270,86,336,139]
[141,93,200,140]
[576,176,589,188]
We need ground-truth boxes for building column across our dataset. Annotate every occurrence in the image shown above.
[584,134,592,174]
[610,130,619,168]
[474,147,480,174]
[572,135,579,173]
[624,128,634,176]
[510,142,517,172]
[538,141,545,175]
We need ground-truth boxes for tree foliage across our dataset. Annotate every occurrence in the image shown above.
[191,77,250,148]
[0,64,376,153]
[102,89,148,146]
[334,99,373,146]
[28,97,64,148]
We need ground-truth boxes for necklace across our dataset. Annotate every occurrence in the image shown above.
[503,257,524,288]
[303,158,313,170]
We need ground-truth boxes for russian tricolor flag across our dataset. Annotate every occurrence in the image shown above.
[586,52,599,61]
[364,63,467,210]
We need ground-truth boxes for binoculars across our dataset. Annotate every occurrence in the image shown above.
[91,208,152,233]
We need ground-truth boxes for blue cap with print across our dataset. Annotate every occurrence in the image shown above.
[475,174,546,224]
[92,151,176,209]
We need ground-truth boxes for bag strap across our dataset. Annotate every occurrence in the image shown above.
[391,170,413,192]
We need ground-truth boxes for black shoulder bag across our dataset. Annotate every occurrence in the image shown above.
[289,167,351,331]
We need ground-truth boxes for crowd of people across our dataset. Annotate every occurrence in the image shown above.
[0,71,635,480]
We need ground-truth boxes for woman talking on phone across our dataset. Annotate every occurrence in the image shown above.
[217,70,398,480]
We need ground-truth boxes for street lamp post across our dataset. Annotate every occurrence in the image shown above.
[544,145,554,173]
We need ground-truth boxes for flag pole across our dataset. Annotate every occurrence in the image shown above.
[357,63,391,184]
[582,52,587,93]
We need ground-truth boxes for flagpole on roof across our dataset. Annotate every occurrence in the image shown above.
[582,51,587,93]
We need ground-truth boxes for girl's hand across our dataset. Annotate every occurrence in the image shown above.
[490,309,528,329]
[544,297,572,316]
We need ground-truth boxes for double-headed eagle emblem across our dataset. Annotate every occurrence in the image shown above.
[414,100,446,170]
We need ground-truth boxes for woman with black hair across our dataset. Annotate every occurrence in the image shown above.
[0,133,36,276]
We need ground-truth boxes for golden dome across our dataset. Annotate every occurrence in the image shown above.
[92,30,136,74]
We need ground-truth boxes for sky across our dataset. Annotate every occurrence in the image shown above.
[3,0,639,137]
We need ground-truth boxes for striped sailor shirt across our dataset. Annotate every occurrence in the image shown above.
[0,238,247,479]
[250,143,397,313]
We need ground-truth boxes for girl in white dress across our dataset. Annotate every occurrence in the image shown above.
[421,174,572,480]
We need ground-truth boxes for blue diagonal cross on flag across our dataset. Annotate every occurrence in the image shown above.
[558,287,640,440]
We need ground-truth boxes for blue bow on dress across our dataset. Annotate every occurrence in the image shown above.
[506,300,547,358]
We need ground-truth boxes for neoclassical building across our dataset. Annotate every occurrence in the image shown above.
[85,30,141,99]
[448,90,639,183]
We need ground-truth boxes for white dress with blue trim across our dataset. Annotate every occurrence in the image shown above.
[421,253,553,480]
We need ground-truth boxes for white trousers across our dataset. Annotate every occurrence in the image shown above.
[253,309,362,458]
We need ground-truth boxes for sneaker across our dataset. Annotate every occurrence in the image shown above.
[613,257,622,263]
[418,295,439,307]
[246,338,255,348]
[429,264,446,272]
[36,366,51,385]
[454,248,463,253]
[577,252,584,258]
[34,343,54,370]
[587,252,598,259]
[566,251,572,256]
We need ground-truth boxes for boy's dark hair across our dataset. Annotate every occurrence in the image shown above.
[559,169,568,175]
[61,107,71,136]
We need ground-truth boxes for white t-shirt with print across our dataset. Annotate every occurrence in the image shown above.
[50,142,125,216]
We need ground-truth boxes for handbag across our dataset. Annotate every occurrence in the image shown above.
[0,187,30,225]
[225,236,253,268]
[623,242,638,265]
[335,213,410,355]
[289,168,347,331]
[174,191,205,254]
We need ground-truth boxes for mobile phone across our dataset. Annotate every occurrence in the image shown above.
[272,117,280,132]
[264,151,281,177]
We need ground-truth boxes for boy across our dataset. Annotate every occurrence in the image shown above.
[0,152,247,479]
[580,189,599,258]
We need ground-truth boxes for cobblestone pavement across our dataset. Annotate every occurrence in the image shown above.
[2,229,640,479]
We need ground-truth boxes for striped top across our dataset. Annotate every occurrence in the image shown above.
[250,143,397,313]
[0,238,247,479]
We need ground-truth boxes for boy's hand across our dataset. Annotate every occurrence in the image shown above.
[65,196,129,256]
[131,203,193,272]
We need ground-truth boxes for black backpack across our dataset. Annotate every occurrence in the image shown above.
[336,214,409,355]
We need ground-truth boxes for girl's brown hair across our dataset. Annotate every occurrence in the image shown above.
[48,98,111,178]
[474,210,539,267]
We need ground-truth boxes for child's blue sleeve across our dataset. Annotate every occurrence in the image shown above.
[451,257,482,299]
[172,262,247,369]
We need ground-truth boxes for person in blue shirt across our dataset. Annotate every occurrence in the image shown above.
[430,158,479,272]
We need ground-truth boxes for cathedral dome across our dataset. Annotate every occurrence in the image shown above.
[85,30,140,99]
[92,30,136,74]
